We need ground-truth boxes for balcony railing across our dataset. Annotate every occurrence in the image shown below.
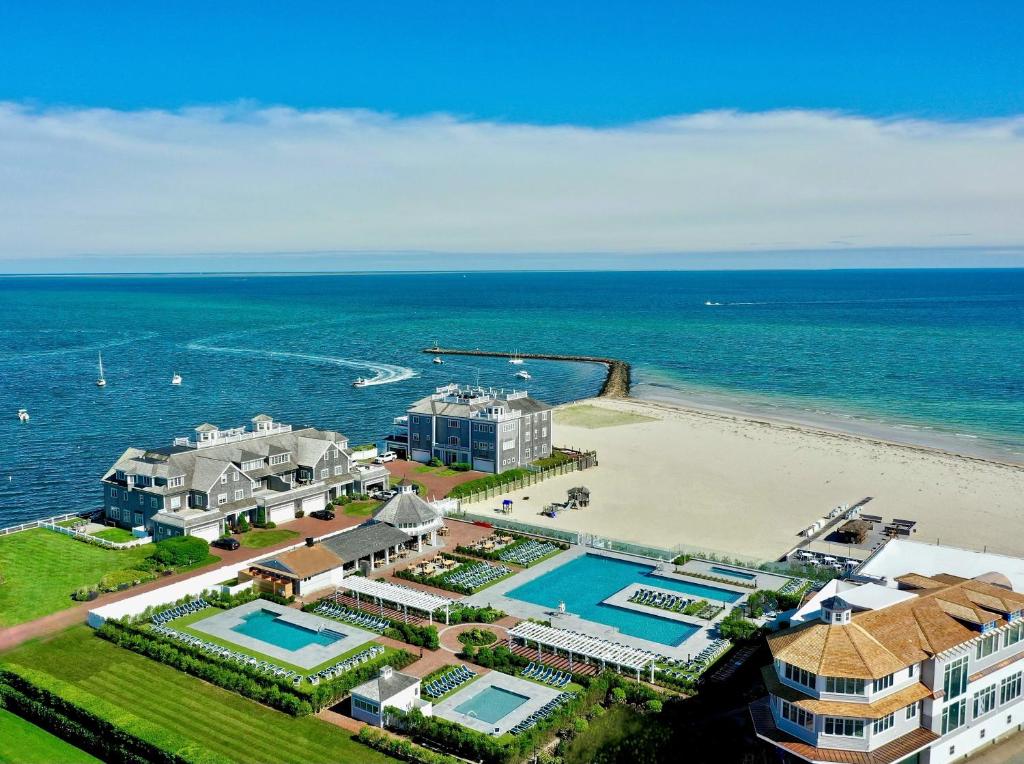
[173,423,293,449]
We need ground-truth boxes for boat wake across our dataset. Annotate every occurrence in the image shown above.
[17,333,159,359]
[187,342,417,386]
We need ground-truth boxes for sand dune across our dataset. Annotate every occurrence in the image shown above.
[478,399,1024,562]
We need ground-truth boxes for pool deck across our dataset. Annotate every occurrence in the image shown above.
[432,670,562,736]
[462,546,745,662]
[601,583,706,627]
[189,600,377,670]
[675,558,796,591]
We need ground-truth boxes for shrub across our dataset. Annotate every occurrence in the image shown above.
[610,687,626,704]
[304,599,439,648]
[428,457,443,467]
[450,462,471,472]
[71,586,97,602]
[98,568,156,592]
[441,604,506,625]
[294,508,305,518]
[237,516,250,533]
[357,726,463,764]
[447,468,531,499]
[458,628,497,647]
[464,645,529,676]
[718,609,760,642]
[151,536,209,567]
[645,699,663,713]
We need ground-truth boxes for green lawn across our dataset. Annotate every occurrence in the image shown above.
[342,499,381,518]
[1,626,397,764]
[554,403,656,429]
[0,530,155,627]
[237,528,300,549]
[0,708,100,764]
[90,527,136,543]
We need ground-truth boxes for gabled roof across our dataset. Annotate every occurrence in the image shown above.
[320,523,411,562]
[351,669,419,702]
[252,545,343,579]
[769,573,1024,677]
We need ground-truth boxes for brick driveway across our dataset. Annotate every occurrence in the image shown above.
[385,460,482,500]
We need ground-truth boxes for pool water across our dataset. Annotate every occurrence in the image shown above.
[710,565,757,581]
[455,686,530,724]
[231,609,342,651]
[508,554,742,646]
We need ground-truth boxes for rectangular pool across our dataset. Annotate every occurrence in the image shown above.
[507,554,742,646]
[455,686,529,724]
[710,565,757,581]
[231,609,342,651]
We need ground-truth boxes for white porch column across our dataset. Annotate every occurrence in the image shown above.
[385,547,390,565]
[417,535,423,553]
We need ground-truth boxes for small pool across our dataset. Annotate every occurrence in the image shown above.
[710,565,757,581]
[455,686,529,724]
[508,554,742,646]
[231,609,342,651]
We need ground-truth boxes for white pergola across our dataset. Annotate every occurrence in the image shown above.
[508,621,664,681]
[336,575,455,625]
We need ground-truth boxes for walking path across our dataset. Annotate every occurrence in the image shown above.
[385,461,482,500]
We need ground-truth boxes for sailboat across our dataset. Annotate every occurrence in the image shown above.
[171,372,182,385]
[96,352,107,387]
[508,349,524,365]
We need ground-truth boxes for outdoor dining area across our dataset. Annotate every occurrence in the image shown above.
[409,554,461,577]
[463,532,517,555]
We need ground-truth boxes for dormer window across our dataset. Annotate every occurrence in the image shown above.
[115,470,126,482]
[169,476,184,488]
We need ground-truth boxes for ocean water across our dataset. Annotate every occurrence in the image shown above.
[1,269,1022,527]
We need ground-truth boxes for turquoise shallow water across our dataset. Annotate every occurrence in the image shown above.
[507,554,741,646]
[1,269,1022,527]
[231,609,340,650]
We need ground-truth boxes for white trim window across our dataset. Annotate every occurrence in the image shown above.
[905,701,920,720]
[942,699,967,734]
[824,717,864,737]
[944,656,969,699]
[334,466,344,476]
[234,489,244,501]
[825,676,865,695]
[872,713,894,734]
[1005,623,1024,648]
[218,494,227,506]
[784,663,816,690]
[779,699,813,730]
[233,471,239,482]
[872,673,894,693]
[448,436,459,446]
[169,476,184,488]
[1000,672,1023,704]
[977,634,998,659]
[447,418,460,428]
[503,439,516,451]
[974,685,997,717]
[220,474,228,485]
[320,469,328,479]
[169,496,181,510]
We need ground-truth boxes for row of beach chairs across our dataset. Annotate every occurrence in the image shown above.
[441,562,512,591]
[521,662,572,688]
[423,664,475,698]
[630,587,691,612]
[152,598,209,625]
[499,540,557,566]
[694,638,731,668]
[509,692,574,736]
[313,601,388,632]
[150,624,302,682]
[307,645,385,684]
[779,578,807,594]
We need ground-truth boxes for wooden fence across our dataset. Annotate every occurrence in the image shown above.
[455,449,597,506]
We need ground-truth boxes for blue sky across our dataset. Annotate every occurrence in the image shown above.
[0,3,1022,271]
[3,2,1021,123]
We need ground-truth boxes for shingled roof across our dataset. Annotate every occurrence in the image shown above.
[768,573,1024,678]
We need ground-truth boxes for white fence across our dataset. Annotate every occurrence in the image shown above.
[431,498,460,516]
[43,522,152,550]
[0,510,99,537]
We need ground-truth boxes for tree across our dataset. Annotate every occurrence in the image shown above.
[718,610,759,642]
[237,515,250,533]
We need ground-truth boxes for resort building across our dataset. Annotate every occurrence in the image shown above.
[101,414,389,541]
[388,384,553,472]
[751,572,1024,764]
[239,542,344,598]
[350,666,430,727]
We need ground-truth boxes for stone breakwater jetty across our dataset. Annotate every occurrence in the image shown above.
[423,347,631,398]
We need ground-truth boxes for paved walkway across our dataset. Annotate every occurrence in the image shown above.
[385,461,482,500]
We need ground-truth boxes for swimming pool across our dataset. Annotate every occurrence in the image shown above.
[455,686,530,724]
[710,565,757,581]
[507,554,742,646]
[231,609,342,651]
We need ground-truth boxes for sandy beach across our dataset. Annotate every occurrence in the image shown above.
[473,398,1024,562]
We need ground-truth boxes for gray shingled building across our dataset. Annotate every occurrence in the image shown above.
[390,384,553,473]
[101,414,390,541]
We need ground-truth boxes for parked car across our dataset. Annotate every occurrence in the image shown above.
[211,537,240,551]
[310,509,336,521]
[374,451,397,464]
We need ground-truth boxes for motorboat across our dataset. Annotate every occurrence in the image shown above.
[171,372,182,385]
[515,370,531,380]
[433,357,444,364]
[17,408,29,422]
[353,377,369,388]
[96,352,107,387]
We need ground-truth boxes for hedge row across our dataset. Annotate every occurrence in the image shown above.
[356,727,462,764]
[446,468,531,499]
[303,601,439,649]
[0,666,229,764]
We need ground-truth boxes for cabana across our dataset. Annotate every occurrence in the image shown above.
[836,518,871,545]
[336,575,454,625]
[508,621,664,681]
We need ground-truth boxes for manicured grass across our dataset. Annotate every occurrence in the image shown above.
[0,529,155,627]
[1,626,397,764]
[91,527,136,543]
[342,499,381,518]
[237,528,300,549]
[414,465,435,474]
[0,708,100,764]
[554,403,656,429]
[172,607,383,674]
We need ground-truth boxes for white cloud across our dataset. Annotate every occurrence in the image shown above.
[0,103,1023,260]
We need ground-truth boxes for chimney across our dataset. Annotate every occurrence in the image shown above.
[306,537,315,547]
[380,665,394,680]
